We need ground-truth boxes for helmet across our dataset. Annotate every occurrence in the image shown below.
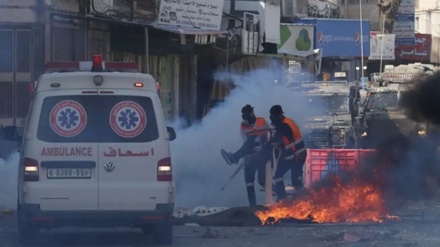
[241,104,254,114]
[270,105,284,115]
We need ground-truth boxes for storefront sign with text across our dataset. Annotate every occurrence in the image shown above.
[395,33,431,61]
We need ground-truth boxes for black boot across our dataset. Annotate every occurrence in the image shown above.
[246,186,257,206]
[274,181,286,202]
[221,149,238,165]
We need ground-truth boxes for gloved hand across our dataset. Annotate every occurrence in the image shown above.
[283,149,295,161]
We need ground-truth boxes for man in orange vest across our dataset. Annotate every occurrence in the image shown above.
[222,104,270,206]
[268,105,307,201]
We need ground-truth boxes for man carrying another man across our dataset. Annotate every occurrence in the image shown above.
[223,104,307,205]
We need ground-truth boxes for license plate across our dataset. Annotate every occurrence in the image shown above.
[47,168,91,179]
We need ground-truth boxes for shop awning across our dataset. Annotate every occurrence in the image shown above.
[151,24,228,36]
[151,24,228,45]
[278,49,321,58]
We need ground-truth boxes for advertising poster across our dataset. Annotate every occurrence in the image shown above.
[157,0,224,30]
[369,32,395,60]
[278,24,315,56]
[393,0,415,45]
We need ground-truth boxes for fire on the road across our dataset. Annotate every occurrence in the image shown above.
[255,175,399,224]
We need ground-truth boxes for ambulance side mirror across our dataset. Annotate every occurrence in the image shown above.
[167,126,176,141]
[0,126,23,142]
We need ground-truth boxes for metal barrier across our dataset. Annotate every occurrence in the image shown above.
[304,148,376,188]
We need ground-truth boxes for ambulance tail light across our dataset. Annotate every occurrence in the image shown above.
[157,157,172,181]
[23,158,39,182]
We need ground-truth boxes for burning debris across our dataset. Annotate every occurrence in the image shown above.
[255,175,398,225]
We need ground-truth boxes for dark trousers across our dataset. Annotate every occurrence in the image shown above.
[244,156,266,206]
[273,157,306,202]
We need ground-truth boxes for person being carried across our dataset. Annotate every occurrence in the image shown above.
[268,105,307,202]
[223,104,270,206]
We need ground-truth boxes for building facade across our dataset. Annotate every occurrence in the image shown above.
[0,0,228,129]
[415,0,440,36]
[342,0,381,32]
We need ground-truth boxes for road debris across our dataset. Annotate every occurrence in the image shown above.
[202,227,221,238]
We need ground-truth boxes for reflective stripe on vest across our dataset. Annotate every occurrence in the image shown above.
[282,117,305,155]
[240,117,269,143]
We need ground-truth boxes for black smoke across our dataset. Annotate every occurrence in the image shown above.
[362,71,440,210]
[294,71,440,213]
[399,71,440,124]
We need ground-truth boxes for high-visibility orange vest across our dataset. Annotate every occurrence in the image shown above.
[282,117,306,159]
[240,117,269,145]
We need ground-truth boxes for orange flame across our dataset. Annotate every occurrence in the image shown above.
[255,175,399,224]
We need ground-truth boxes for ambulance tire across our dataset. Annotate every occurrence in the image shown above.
[17,205,39,246]
[152,223,173,246]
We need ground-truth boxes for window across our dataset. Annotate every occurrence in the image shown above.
[16,30,31,73]
[0,30,13,72]
[367,92,399,110]
[307,95,350,114]
[37,95,159,143]
[16,81,31,118]
[415,17,419,31]
[0,82,13,118]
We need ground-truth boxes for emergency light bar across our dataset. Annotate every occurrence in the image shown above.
[45,55,140,73]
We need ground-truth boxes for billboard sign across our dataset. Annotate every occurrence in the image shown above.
[369,32,395,60]
[313,19,370,57]
[157,0,224,30]
[393,0,415,45]
[278,24,315,56]
[395,33,431,62]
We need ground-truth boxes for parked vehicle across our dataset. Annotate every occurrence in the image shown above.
[1,55,176,246]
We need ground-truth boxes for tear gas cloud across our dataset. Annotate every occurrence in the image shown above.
[170,60,322,208]
[0,152,19,210]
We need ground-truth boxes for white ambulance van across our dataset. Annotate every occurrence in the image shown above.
[1,55,176,246]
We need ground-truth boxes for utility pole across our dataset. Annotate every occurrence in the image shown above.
[359,1,364,83]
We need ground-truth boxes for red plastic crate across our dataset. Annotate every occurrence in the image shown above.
[304,149,376,188]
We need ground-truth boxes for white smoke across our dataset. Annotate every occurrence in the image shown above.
[0,152,19,211]
[171,61,320,208]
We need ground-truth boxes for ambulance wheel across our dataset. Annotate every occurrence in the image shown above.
[17,208,39,246]
[152,223,173,246]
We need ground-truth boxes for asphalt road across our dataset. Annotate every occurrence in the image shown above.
[1,213,440,247]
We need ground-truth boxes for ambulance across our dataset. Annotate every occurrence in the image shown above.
[1,55,176,245]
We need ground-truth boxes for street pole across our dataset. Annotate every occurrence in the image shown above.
[379,15,385,74]
[144,27,150,74]
[359,1,364,83]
